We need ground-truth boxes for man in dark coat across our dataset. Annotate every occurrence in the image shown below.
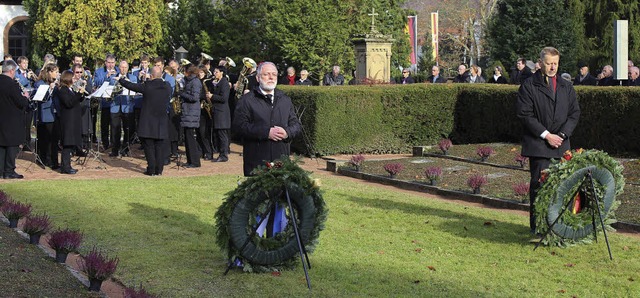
[178,65,203,168]
[323,65,345,86]
[453,64,469,83]
[233,62,302,176]
[626,66,640,86]
[573,63,597,86]
[426,65,447,83]
[119,66,172,176]
[0,60,29,179]
[516,47,580,235]
[511,58,532,85]
[597,65,617,86]
[401,69,415,84]
[209,66,231,162]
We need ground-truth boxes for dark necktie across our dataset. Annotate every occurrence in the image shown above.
[266,94,273,104]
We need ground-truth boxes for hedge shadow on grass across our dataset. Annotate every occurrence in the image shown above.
[345,195,528,245]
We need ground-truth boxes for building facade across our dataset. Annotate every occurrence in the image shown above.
[1,0,28,59]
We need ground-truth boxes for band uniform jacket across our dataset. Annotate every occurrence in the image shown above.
[212,76,231,129]
[119,78,172,140]
[233,87,302,176]
[57,86,84,147]
[0,74,29,146]
[516,70,580,159]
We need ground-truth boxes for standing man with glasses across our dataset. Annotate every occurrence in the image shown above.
[93,54,120,149]
[427,65,446,83]
[401,69,415,84]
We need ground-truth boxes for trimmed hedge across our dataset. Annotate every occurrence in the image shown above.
[281,84,640,156]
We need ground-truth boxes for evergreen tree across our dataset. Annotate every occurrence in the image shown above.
[485,0,578,74]
[417,31,436,76]
[165,0,217,61]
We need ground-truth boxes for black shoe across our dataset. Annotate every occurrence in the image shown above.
[120,150,130,157]
[75,151,87,157]
[203,154,213,161]
[51,165,60,170]
[4,173,24,179]
[143,171,155,176]
[109,151,119,157]
[184,163,200,168]
[61,168,78,175]
[213,156,229,162]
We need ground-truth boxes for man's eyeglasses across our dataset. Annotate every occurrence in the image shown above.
[74,71,83,74]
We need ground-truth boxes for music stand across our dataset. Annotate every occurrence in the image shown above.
[22,99,46,172]
[223,185,312,290]
[79,98,108,170]
[534,169,613,260]
[169,153,185,171]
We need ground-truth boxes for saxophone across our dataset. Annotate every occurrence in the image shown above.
[201,78,213,119]
[171,77,182,115]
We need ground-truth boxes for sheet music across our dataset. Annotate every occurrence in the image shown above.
[102,85,115,98]
[122,87,137,96]
[31,85,50,102]
[89,82,110,98]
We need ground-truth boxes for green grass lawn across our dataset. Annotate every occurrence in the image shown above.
[1,175,639,297]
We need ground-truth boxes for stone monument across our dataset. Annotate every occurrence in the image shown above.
[352,8,395,83]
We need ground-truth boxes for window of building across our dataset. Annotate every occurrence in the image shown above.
[8,20,27,57]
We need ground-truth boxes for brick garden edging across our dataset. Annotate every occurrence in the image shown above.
[327,159,640,233]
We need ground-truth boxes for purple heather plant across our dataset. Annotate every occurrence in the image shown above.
[0,200,32,220]
[48,228,83,254]
[349,154,366,168]
[512,183,530,197]
[424,166,442,181]
[383,163,404,176]
[22,213,52,236]
[438,139,453,154]
[476,146,495,161]
[515,154,529,168]
[467,174,488,191]
[124,284,157,298]
[80,247,119,281]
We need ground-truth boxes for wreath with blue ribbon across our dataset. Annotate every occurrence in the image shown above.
[215,157,327,272]
[534,149,624,247]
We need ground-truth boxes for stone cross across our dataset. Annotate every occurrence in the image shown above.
[368,8,379,31]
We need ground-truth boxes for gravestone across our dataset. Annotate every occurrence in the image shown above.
[352,8,395,83]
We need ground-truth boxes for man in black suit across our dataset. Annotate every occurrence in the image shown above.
[511,58,532,85]
[626,66,640,86]
[573,62,597,86]
[233,62,302,176]
[401,69,415,84]
[0,60,29,179]
[426,65,446,83]
[516,47,580,234]
[119,66,172,176]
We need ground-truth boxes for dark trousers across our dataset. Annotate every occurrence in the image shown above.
[90,105,98,143]
[61,146,75,172]
[529,157,551,233]
[100,107,111,148]
[214,129,230,158]
[132,108,141,142]
[0,146,20,176]
[142,138,165,175]
[184,127,200,166]
[24,110,33,148]
[110,112,132,154]
[37,122,60,167]
[197,114,213,157]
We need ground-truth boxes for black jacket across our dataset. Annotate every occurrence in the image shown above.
[573,73,597,86]
[453,73,469,83]
[516,71,580,158]
[488,76,508,84]
[233,87,302,176]
[598,76,618,86]
[57,87,84,146]
[426,75,447,83]
[401,76,415,84]
[179,75,202,128]
[0,75,29,146]
[323,73,345,86]
[511,67,532,85]
[295,79,313,86]
[119,78,172,139]
[212,77,231,129]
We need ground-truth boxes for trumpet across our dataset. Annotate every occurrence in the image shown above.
[26,69,38,81]
[71,78,88,94]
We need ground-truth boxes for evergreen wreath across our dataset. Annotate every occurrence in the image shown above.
[534,149,624,247]
[215,157,327,272]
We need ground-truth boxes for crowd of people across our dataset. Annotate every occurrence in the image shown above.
[0,52,304,179]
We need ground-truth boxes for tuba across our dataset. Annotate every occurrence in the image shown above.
[235,57,257,100]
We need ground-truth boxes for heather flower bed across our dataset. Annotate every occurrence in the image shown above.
[353,143,640,225]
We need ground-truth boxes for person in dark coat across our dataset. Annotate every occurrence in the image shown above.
[323,65,345,86]
[426,65,447,83]
[233,62,302,176]
[453,64,469,83]
[119,66,172,176]
[573,63,597,86]
[278,66,298,86]
[511,58,532,84]
[0,60,29,179]
[197,66,214,160]
[597,65,617,86]
[295,69,313,86]
[208,66,231,162]
[57,70,86,174]
[178,65,203,168]
[401,69,415,84]
[516,47,580,235]
[626,66,640,86]
[488,66,508,84]
[34,64,61,169]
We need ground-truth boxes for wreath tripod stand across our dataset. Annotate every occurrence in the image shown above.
[223,185,313,290]
[534,169,613,260]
